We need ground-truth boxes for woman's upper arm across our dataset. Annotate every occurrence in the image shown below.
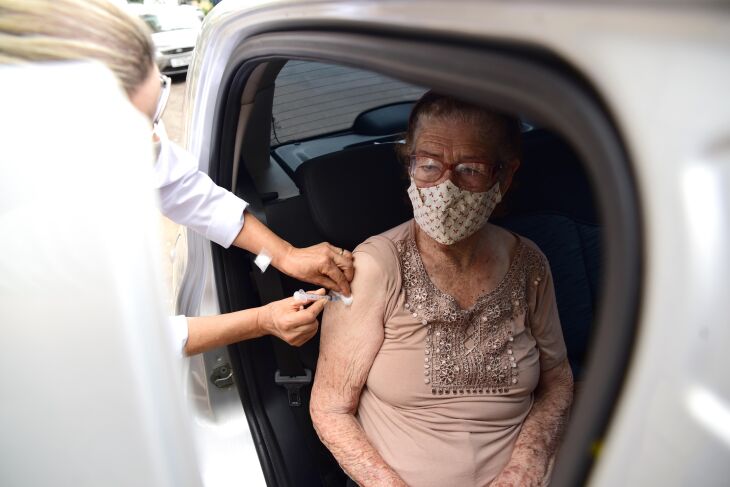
[312,250,391,414]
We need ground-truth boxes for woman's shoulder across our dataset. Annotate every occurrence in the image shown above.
[487,223,546,258]
[488,223,549,278]
[377,219,414,244]
[350,220,413,283]
[349,222,409,303]
[355,220,413,257]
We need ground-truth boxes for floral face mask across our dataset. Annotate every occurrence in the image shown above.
[407,178,501,245]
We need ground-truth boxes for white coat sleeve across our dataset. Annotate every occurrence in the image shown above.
[152,122,247,248]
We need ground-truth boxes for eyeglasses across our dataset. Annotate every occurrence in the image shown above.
[409,155,500,191]
[152,74,171,127]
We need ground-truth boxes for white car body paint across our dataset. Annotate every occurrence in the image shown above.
[178,2,730,485]
[0,62,203,487]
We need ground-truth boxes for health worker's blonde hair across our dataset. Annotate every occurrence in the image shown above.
[0,0,155,95]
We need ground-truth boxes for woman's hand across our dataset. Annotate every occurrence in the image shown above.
[281,243,354,296]
[258,288,328,346]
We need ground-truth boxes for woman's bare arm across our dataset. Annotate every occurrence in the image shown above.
[491,358,574,487]
[310,252,407,486]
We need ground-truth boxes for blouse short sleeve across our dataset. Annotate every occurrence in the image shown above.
[528,249,568,371]
[352,232,404,323]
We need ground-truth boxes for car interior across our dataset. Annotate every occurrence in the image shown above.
[212,59,605,486]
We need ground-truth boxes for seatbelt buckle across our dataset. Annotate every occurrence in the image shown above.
[275,369,312,407]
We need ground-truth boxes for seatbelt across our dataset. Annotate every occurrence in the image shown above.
[249,242,345,487]
[234,176,312,405]
[250,268,311,407]
[238,171,344,485]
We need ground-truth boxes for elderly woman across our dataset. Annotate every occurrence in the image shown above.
[310,92,574,486]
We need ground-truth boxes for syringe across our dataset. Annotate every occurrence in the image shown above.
[293,289,353,306]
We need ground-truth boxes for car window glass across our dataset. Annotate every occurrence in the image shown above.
[271,60,425,145]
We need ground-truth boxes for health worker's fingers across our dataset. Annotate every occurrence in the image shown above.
[326,243,344,256]
[290,324,319,346]
[332,251,355,282]
[323,260,351,296]
[304,298,327,318]
[308,274,343,296]
[325,263,352,296]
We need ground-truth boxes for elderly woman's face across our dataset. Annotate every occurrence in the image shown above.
[410,116,501,192]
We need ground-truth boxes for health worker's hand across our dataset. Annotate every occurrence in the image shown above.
[258,288,328,346]
[281,243,354,296]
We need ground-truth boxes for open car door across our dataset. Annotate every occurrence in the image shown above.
[0,63,202,487]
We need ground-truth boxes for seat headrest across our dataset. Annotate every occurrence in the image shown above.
[295,143,412,250]
[500,129,598,223]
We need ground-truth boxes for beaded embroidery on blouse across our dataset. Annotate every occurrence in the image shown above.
[396,237,546,395]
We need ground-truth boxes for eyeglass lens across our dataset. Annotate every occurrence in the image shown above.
[411,156,495,190]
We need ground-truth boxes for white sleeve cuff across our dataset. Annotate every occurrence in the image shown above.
[206,192,247,249]
[168,315,189,357]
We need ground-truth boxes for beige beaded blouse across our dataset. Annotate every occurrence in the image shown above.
[353,221,567,486]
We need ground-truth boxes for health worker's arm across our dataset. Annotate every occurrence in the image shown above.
[176,290,327,356]
[232,211,353,295]
[153,127,353,295]
[153,124,247,249]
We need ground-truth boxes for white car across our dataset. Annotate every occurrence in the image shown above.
[3,1,730,486]
[177,1,730,486]
[128,4,202,75]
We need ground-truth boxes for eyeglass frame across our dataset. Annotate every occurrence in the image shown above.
[152,74,171,127]
[408,154,502,191]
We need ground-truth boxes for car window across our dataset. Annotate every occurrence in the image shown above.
[271,60,425,145]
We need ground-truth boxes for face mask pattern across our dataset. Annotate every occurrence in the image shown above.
[408,178,502,245]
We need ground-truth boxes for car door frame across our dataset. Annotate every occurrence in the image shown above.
[198,28,642,487]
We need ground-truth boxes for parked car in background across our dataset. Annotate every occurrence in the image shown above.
[127,4,202,75]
